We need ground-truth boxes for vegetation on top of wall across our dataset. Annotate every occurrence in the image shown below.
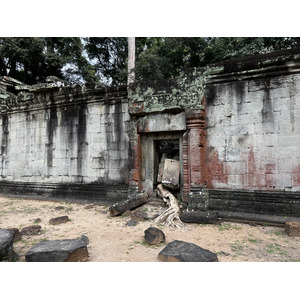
[2,37,300,87]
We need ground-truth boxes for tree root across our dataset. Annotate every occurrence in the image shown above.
[153,184,185,229]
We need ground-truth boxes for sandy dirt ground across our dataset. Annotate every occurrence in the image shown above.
[0,195,299,262]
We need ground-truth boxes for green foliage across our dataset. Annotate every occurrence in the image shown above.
[2,37,300,86]
[0,37,98,85]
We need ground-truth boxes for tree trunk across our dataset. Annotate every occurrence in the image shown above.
[127,37,135,85]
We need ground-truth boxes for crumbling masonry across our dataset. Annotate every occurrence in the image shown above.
[1,48,300,217]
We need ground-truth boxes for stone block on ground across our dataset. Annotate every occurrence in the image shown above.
[49,216,69,225]
[109,191,148,216]
[125,219,138,226]
[180,211,219,224]
[144,227,165,245]
[25,235,89,262]
[20,225,41,235]
[131,208,148,221]
[0,228,16,261]
[285,222,300,237]
[158,240,218,262]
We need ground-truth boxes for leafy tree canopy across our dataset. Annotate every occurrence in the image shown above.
[1,37,300,86]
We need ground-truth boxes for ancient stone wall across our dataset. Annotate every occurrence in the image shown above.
[203,49,300,215]
[129,48,300,215]
[1,49,300,215]
[205,52,300,192]
[0,78,130,202]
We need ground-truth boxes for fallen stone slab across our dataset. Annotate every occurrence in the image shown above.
[161,159,180,190]
[180,211,219,224]
[49,216,69,225]
[285,222,300,237]
[20,225,41,235]
[144,227,165,245]
[158,240,218,262]
[109,191,148,216]
[0,228,16,261]
[25,235,89,262]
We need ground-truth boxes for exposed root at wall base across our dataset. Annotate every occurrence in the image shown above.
[153,184,185,229]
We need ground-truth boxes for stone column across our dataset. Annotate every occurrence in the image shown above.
[128,116,141,193]
[186,109,207,209]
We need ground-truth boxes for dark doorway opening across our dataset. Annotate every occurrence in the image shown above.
[154,139,180,191]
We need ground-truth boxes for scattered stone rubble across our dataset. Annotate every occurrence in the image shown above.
[285,222,300,237]
[144,227,165,245]
[49,216,70,225]
[25,235,89,262]
[20,225,41,236]
[158,240,218,262]
[0,228,16,261]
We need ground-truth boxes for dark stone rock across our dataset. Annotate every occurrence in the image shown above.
[49,216,69,225]
[84,204,96,209]
[55,206,65,210]
[131,208,148,221]
[25,235,89,262]
[144,227,165,245]
[158,240,218,262]
[34,218,42,224]
[285,222,300,237]
[0,228,15,261]
[125,219,138,226]
[20,225,41,235]
[180,211,219,224]
[8,228,21,241]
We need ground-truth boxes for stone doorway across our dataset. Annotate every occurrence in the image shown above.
[140,132,184,199]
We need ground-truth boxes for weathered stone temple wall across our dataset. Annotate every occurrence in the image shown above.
[128,48,300,216]
[204,50,300,215]
[0,78,130,201]
[1,48,300,216]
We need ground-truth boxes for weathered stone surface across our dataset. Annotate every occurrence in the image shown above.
[49,216,69,225]
[144,227,165,245]
[8,228,21,241]
[158,240,218,262]
[125,219,138,226]
[20,225,41,235]
[131,208,148,221]
[0,228,15,261]
[109,192,148,216]
[25,235,89,262]
[180,211,219,224]
[162,159,180,190]
[137,112,186,133]
[285,222,300,237]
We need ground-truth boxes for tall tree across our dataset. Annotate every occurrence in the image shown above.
[0,37,97,85]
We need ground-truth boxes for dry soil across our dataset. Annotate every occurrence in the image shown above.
[0,195,299,262]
